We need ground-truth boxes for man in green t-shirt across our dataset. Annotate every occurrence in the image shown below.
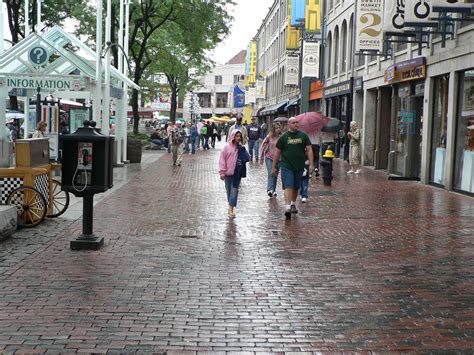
[272,117,314,219]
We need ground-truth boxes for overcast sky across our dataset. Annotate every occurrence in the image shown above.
[210,0,275,65]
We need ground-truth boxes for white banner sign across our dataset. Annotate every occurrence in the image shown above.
[256,79,266,99]
[356,0,385,52]
[302,41,320,78]
[285,56,299,86]
[383,0,406,33]
[405,0,438,26]
[245,87,256,104]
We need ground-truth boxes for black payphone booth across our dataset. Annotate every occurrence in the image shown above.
[61,121,113,250]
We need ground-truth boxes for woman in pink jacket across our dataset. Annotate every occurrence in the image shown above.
[219,130,249,218]
[259,122,282,197]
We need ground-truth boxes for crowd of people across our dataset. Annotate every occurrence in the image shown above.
[150,115,361,220]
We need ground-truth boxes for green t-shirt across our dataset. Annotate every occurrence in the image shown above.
[276,130,311,171]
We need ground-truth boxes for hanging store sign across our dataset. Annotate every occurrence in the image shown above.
[323,80,352,98]
[384,57,426,84]
[245,87,256,104]
[354,77,364,92]
[291,0,306,27]
[356,0,385,52]
[0,75,84,91]
[256,79,266,99]
[285,56,299,86]
[383,0,406,32]
[405,0,438,26]
[302,41,320,78]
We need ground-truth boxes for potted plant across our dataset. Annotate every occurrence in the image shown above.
[127,132,148,163]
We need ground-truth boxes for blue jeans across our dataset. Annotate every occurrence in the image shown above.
[184,137,190,153]
[204,136,210,150]
[150,139,164,146]
[265,157,279,193]
[248,139,259,161]
[300,176,309,198]
[224,176,240,207]
[191,136,199,154]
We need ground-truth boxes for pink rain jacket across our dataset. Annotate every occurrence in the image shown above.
[218,130,240,178]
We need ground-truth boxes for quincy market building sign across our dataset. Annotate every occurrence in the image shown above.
[0,75,85,91]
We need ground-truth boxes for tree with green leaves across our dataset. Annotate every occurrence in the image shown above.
[124,0,232,132]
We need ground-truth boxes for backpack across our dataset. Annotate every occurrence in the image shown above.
[200,126,207,135]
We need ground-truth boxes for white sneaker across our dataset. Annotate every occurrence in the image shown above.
[301,197,307,203]
[272,191,277,197]
[354,169,361,174]
[347,170,354,174]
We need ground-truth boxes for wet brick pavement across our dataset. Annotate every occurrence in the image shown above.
[0,143,473,353]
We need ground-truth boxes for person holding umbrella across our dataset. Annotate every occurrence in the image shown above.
[272,117,314,219]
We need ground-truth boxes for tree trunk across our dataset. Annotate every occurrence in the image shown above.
[131,88,140,134]
[170,87,177,123]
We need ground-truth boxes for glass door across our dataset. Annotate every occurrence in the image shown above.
[394,84,423,178]
[430,74,450,186]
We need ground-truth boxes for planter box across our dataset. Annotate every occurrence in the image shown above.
[127,139,143,163]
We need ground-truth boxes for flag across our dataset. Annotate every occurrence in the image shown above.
[233,85,245,108]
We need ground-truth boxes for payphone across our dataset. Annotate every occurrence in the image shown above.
[61,120,113,250]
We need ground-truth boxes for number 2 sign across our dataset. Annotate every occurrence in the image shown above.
[356,0,385,52]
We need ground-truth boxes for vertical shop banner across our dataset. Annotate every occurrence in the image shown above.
[245,87,257,104]
[302,41,320,78]
[356,0,384,52]
[233,85,245,108]
[256,79,266,99]
[285,56,299,86]
[291,0,306,27]
[305,0,322,33]
[383,0,406,33]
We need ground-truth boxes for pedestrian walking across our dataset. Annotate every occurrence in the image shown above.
[299,156,310,203]
[196,119,204,150]
[227,115,248,144]
[166,122,173,154]
[247,117,261,162]
[190,121,199,154]
[272,117,314,219]
[218,130,250,218]
[307,130,321,177]
[183,121,191,153]
[209,121,217,148]
[259,122,282,198]
[170,121,186,166]
[347,121,361,174]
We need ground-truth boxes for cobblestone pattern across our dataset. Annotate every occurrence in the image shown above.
[0,146,473,353]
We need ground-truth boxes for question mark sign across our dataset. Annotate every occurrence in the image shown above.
[33,48,44,64]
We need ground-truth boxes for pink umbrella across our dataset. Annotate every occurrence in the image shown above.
[295,112,330,134]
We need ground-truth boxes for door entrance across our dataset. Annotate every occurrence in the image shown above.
[393,84,423,179]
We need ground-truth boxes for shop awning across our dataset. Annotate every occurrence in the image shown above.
[260,100,288,116]
[286,96,300,108]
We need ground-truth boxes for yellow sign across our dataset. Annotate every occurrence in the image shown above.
[305,0,322,33]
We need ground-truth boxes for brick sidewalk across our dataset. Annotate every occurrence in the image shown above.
[0,144,473,353]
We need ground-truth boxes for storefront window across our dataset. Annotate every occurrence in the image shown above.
[394,85,410,175]
[453,70,474,194]
[430,75,450,186]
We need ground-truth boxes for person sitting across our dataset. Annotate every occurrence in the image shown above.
[149,128,164,149]
[32,121,47,138]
